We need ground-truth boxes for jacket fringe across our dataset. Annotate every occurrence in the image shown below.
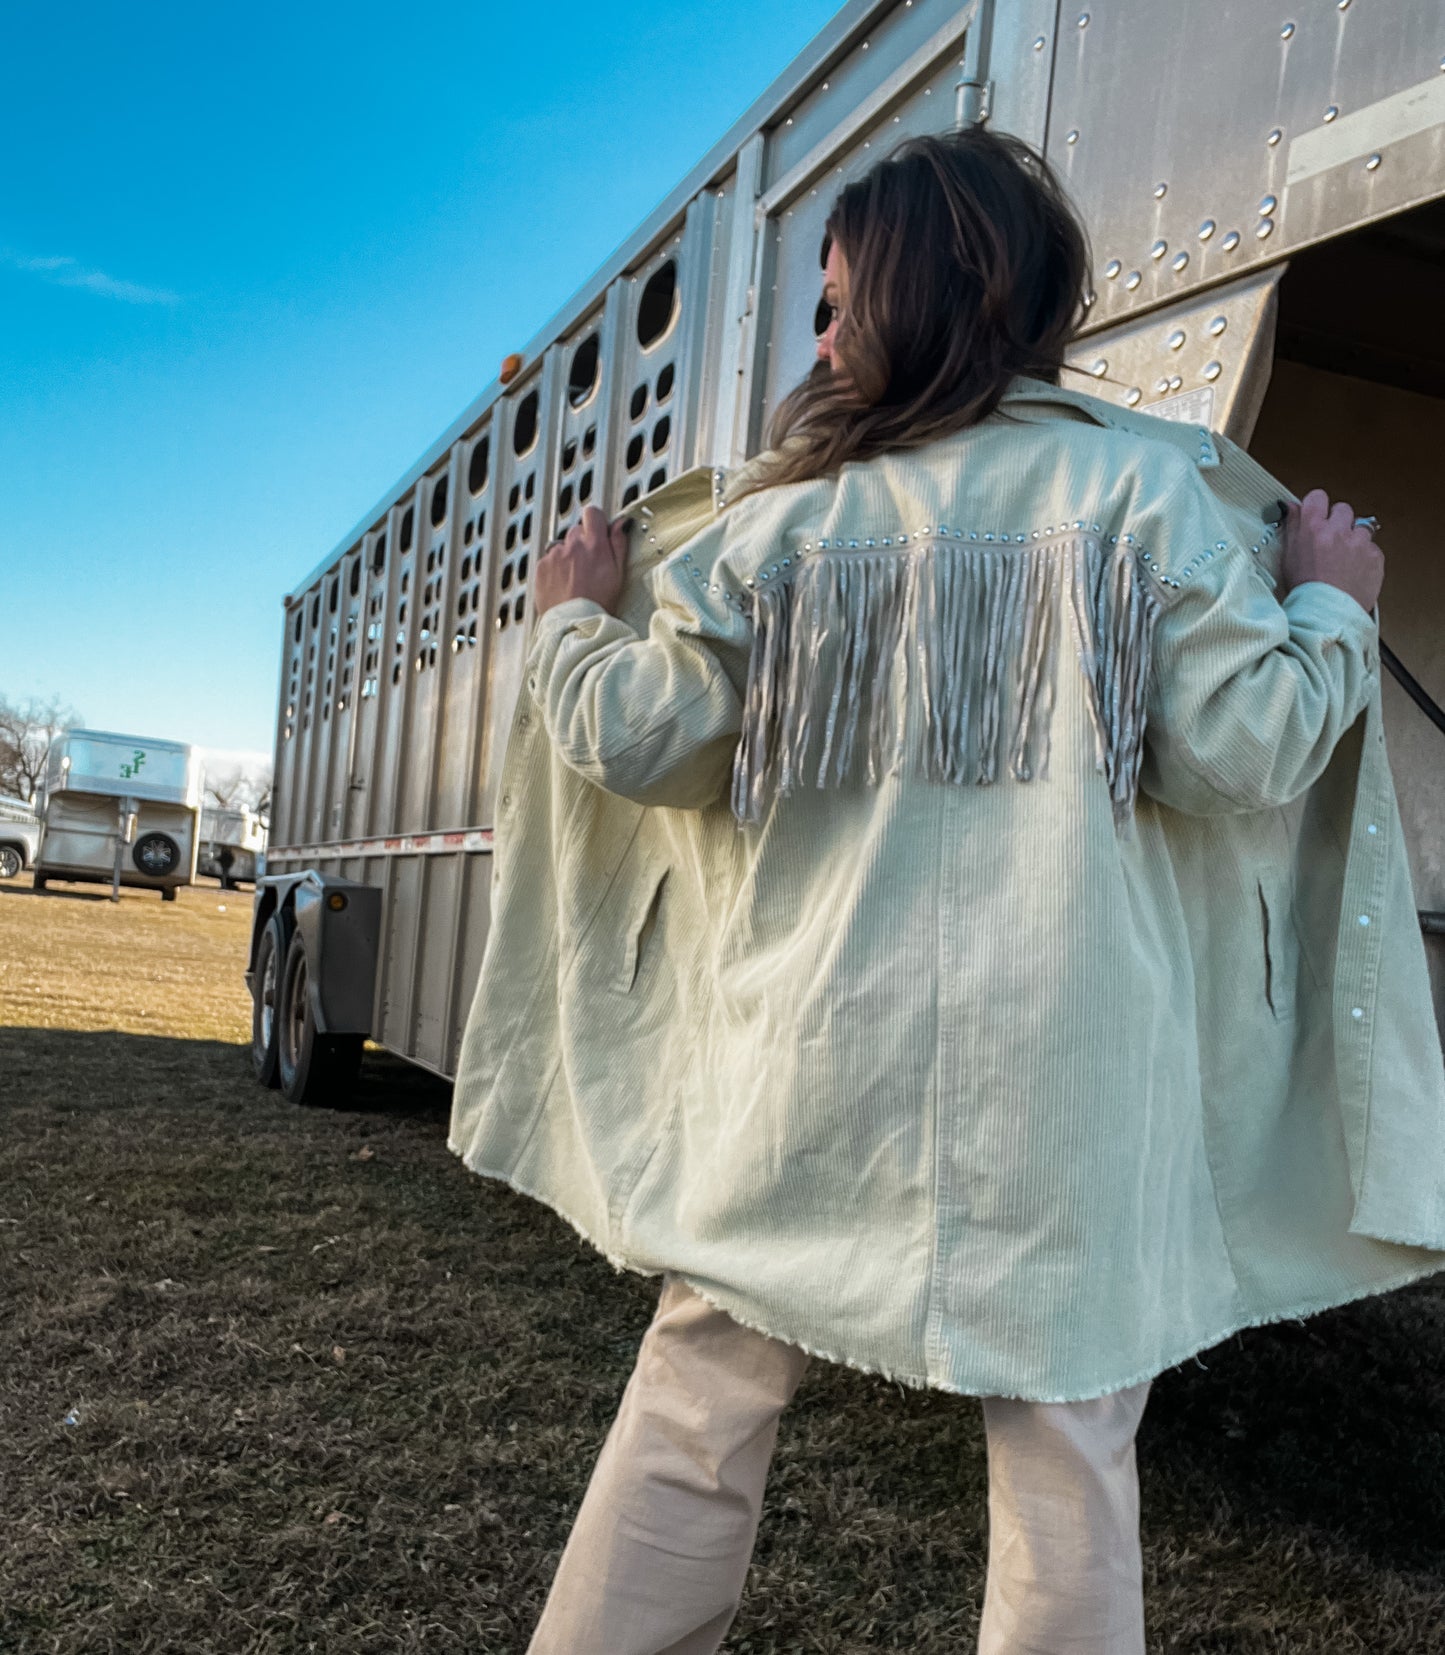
[731,535,1160,827]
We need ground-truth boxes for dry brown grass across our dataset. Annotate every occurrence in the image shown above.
[1,878,1444,1652]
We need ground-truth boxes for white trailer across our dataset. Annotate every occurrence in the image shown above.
[37,730,203,902]
[248,0,1445,1105]
[0,796,42,881]
[199,807,268,888]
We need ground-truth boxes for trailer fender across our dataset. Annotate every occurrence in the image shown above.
[291,876,380,1037]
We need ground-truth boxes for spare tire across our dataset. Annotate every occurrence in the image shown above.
[133,832,181,877]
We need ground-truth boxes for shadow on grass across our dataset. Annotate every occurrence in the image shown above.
[2,1019,1443,1649]
[0,881,118,903]
[0,1023,453,1127]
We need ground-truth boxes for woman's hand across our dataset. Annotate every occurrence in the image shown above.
[534,507,630,617]
[1281,489,1384,614]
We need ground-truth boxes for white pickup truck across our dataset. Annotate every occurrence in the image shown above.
[0,795,42,880]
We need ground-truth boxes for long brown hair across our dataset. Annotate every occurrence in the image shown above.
[736,128,1090,499]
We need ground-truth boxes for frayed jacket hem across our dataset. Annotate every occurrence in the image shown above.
[453,1151,1444,1405]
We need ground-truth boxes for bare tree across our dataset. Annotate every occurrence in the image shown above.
[206,763,273,820]
[0,695,81,803]
[206,767,247,809]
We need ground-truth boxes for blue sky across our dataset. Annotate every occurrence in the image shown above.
[0,0,839,764]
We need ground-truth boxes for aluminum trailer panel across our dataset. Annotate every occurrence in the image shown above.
[261,0,1445,1080]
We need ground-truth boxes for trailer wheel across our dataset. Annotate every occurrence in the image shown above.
[277,931,362,1107]
[250,913,291,1087]
[0,846,22,880]
[133,832,181,878]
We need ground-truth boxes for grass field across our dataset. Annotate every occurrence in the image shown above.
[2,877,1444,1653]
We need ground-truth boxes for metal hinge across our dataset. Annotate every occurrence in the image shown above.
[956,77,994,128]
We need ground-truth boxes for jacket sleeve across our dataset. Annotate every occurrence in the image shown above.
[525,518,755,809]
[1139,462,1380,816]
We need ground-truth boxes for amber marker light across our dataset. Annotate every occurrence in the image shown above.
[499,353,524,385]
[327,892,348,911]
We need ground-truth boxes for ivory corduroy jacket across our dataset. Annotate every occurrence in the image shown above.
[448,377,1445,1401]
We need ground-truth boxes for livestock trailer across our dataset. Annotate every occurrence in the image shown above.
[249,0,1445,1104]
[37,729,203,901]
[0,795,42,881]
[199,807,268,888]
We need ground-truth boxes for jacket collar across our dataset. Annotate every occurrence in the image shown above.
[1000,375,1220,468]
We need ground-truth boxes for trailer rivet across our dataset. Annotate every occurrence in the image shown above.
[1153,182,1169,200]
[1281,21,1295,39]
[1066,129,1080,144]
[1337,0,1350,11]
[1323,105,1339,122]
[1167,330,1186,351]
[1222,230,1241,251]
[1203,361,1222,381]
[1155,377,1171,394]
[1259,193,1278,214]
[1090,358,1108,376]
[1172,251,1190,272]
[1267,128,1283,146]
[1125,270,1142,289]
[1365,152,1381,170]
[1256,217,1275,239]
[1169,375,1183,391]
[1033,35,1046,50]
[1150,239,1168,260]
[1125,387,1142,406]
[1104,258,1122,278]
[1077,11,1090,25]
[1198,219,1216,240]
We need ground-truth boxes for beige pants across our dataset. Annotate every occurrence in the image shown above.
[529,1275,1149,1655]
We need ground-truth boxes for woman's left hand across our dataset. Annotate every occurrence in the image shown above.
[535,507,630,616]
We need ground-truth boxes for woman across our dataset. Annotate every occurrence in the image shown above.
[449,129,1445,1652]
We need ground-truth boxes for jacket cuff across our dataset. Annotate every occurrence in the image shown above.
[1283,580,1378,638]
[526,598,610,692]
[1283,579,1380,700]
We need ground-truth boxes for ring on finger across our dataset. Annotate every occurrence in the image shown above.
[1353,515,1380,533]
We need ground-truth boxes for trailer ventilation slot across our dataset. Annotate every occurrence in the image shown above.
[637,260,678,349]
[512,389,539,456]
[568,332,601,407]
[468,434,490,495]
[430,475,449,526]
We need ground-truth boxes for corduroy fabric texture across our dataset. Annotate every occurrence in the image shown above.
[447,378,1445,1402]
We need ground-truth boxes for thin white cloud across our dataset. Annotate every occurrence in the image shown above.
[2,249,179,305]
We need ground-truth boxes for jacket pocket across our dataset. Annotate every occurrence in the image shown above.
[619,866,668,993]
[1257,879,1298,1021]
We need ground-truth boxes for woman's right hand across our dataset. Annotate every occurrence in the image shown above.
[1281,489,1384,614]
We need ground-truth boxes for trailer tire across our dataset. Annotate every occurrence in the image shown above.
[250,913,292,1087]
[277,931,363,1107]
[133,832,181,878]
[0,846,22,880]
